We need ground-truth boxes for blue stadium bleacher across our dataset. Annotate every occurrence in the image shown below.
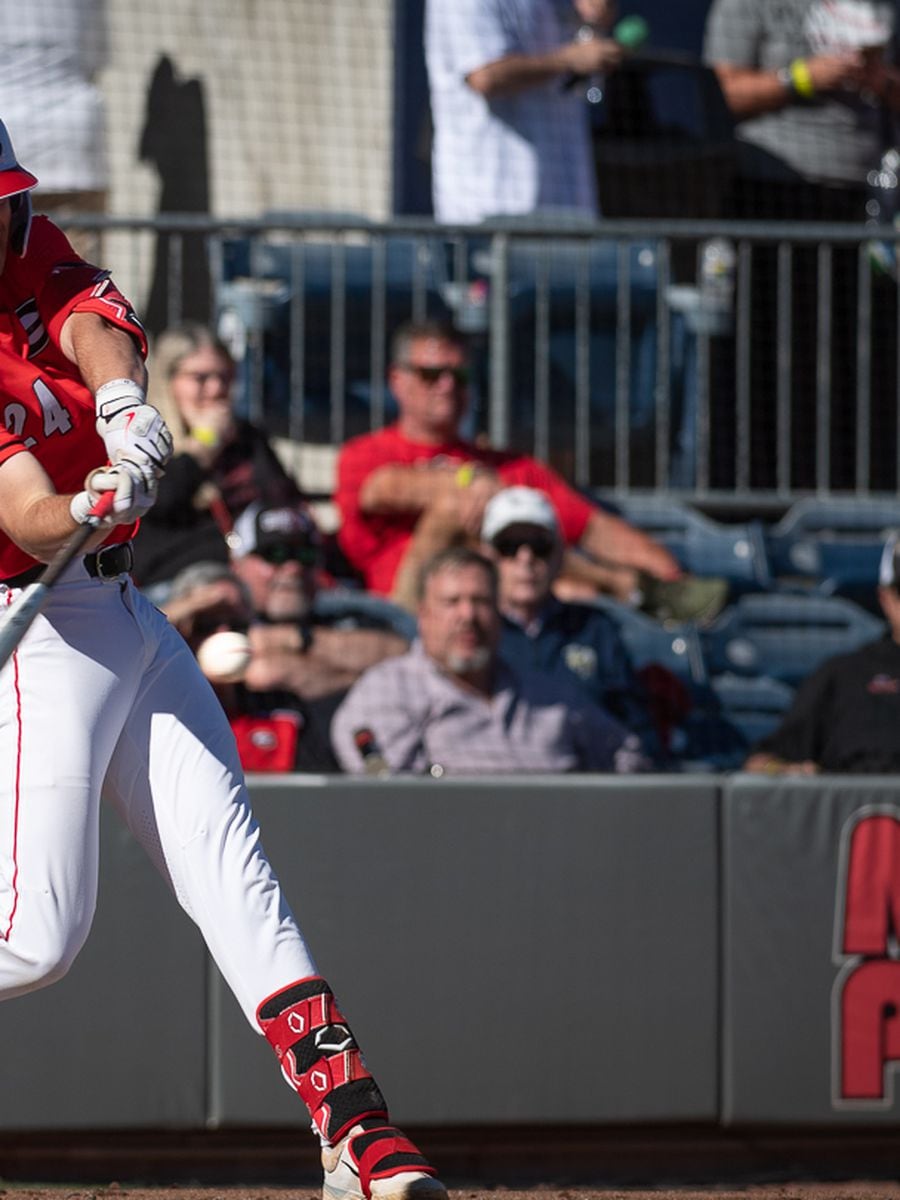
[311,588,418,642]
[699,591,884,688]
[708,671,796,748]
[591,594,708,686]
[605,494,772,590]
[765,497,900,614]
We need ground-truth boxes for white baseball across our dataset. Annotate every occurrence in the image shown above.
[196,630,252,684]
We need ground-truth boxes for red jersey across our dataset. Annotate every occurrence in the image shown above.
[0,218,148,578]
[335,423,594,595]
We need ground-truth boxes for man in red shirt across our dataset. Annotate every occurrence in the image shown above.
[336,319,682,609]
[0,120,445,1200]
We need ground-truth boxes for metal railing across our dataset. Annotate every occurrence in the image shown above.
[61,211,900,512]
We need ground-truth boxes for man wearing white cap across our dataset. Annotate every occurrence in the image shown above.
[481,487,661,755]
[331,543,652,775]
[0,120,448,1199]
[745,531,900,774]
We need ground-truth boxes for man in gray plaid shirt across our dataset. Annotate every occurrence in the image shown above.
[330,546,651,775]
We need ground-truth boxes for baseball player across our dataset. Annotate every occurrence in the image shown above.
[0,120,446,1200]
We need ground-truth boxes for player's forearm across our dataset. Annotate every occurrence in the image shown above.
[0,453,104,561]
[2,492,107,562]
[59,312,147,394]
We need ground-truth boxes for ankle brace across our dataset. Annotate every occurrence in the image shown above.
[257,977,388,1143]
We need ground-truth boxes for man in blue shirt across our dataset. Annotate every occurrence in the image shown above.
[481,486,663,755]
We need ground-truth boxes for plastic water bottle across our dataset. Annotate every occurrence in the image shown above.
[353,728,390,777]
[699,237,736,335]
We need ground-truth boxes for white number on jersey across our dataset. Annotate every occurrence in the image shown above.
[3,403,37,449]
[34,379,74,438]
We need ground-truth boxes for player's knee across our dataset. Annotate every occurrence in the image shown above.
[8,917,93,992]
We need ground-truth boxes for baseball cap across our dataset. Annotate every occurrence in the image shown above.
[228,502,321,560]
[0,120,38,200]
[481,486,559,544]
[878,530,900,586]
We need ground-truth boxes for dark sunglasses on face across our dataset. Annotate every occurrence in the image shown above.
[492,532,556,560]
[400,363,470,386]
[257,541,320,567]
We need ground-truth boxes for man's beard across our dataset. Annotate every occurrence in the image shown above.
[445,644,492,675]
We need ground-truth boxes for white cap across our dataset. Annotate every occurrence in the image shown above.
[879,530,899,586]
[481,486,559,544]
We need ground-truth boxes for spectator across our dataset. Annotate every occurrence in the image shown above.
[480,485,663,757]
[226,501,409,700]
[702,0,900,490]
[162,561,341,773]
[330,545,650,775]
[424,0,624,223]
[335,318,683,612]
[0,0,109,260]
[743,531,900,775]
[132,323,301,600]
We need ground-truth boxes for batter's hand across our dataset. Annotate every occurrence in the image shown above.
[70,460,159,524]
[97,404,174,476]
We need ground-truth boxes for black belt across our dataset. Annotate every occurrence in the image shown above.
[2,542,134,589]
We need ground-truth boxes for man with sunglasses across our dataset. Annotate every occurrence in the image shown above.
[481,487,661,758]
[335,319,681,612]
[225,502,409,701]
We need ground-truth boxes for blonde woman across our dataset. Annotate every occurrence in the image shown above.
[133,323,301,599]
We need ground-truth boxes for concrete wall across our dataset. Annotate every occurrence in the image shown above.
[4,774,900,1132]
[103,0,394,222]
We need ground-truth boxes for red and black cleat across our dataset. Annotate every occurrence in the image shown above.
[322,1119,447,1200]
[257,978,446,1198]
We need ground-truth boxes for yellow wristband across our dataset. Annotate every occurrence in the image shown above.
[789,58,815,99]
[455,463,476,488]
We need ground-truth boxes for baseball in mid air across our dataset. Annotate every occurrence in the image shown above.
[196,630,251,683]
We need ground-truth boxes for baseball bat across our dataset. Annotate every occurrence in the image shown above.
[0,491,116,673]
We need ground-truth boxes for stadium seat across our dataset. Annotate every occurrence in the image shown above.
[216,223,451,441]
[591,596,708,685]
[766,497,900,612]
[311,588,418,642]
[708,672,795,749]
[700,592,884,687]
[602,494,772,588]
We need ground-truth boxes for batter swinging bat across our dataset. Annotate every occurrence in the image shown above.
[0,491,116,673]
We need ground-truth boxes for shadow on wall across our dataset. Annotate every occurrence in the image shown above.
[139,54,211,335]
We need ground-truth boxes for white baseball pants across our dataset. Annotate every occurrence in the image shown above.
[0,563,318,1024]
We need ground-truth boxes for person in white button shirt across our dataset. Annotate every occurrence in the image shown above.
[330,545,651,775]
[424,0,624,223]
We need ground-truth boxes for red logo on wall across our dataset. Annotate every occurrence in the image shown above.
[833,810,900,1106]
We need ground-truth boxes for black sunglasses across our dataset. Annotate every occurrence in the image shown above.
[492,532,556,560]
[257,541,320,567]
[400,363,470,386]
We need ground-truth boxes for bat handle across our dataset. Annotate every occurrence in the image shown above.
[85,490,116,525]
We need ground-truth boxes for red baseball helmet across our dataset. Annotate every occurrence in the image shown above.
[0,119,38,256]
[0,119,38,200]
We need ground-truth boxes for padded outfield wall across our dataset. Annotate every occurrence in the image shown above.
[1,775,899,1130]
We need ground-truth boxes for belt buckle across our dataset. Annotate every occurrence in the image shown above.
[96,542,134,581]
